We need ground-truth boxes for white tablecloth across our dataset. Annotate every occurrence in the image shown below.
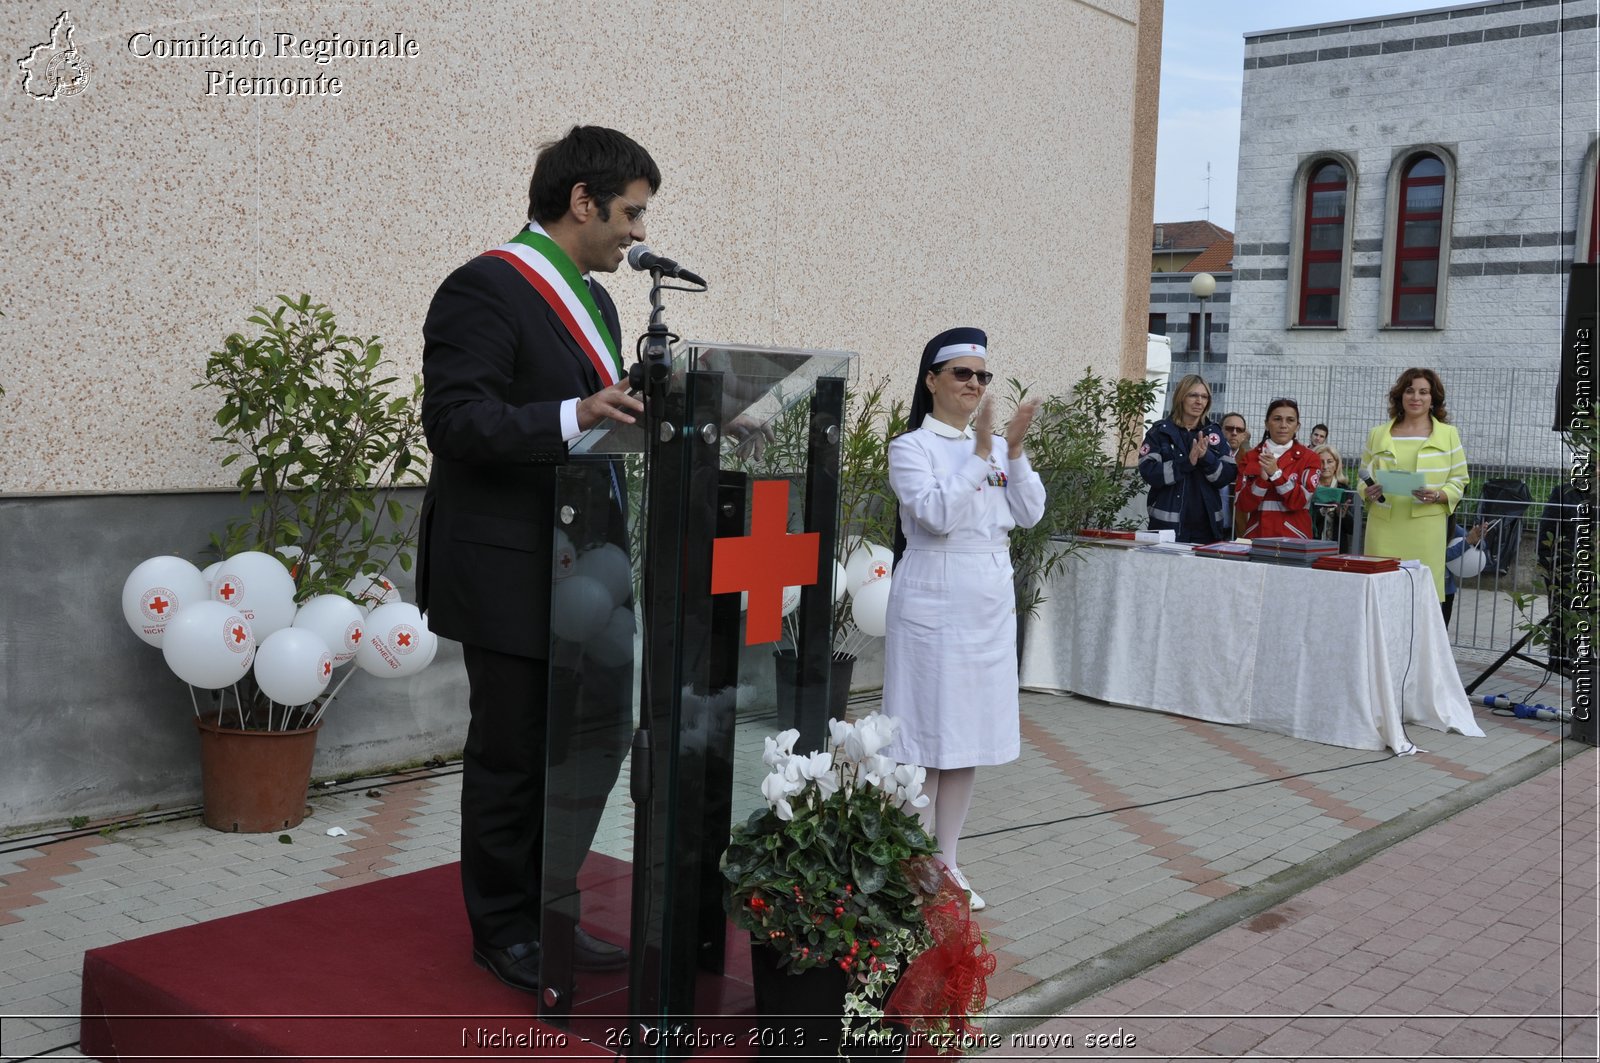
[1018,545,1485,753]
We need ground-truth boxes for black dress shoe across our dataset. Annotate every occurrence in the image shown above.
[472,940,541,993]
[573,927,628,971]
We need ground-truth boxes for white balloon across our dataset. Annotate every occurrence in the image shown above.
[550,576,611,643]
[844,543,894,595]
[121,556,209,647]
[200,561,222,594]
[345,572,400,612]
[355,602,430,678]
[586,606,636,667]
[275,545,322,582]
[574,544,632,608]
[292,594,365,667]
[162,601,256,688]
[1446,538,1488,580]
[833,561,848,604]
[553,530,577,582]
[851,576,892,637]
[213,551,298,640]
[253,628,333,706]
[413,615,439,671]
[781,585,803,617]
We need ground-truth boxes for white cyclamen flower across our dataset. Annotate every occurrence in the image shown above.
[793,751,838,799]
[892,762,930,809]
[852,713,898,758]
[761,769,802,820]
[763,728,801,768]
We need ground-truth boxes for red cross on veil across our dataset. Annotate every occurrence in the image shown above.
[711,479,820,645]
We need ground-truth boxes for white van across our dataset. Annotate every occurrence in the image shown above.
[1145,333,1172,430]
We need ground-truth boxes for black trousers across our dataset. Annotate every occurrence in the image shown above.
[459,642,633,948]
[460,645,549,949]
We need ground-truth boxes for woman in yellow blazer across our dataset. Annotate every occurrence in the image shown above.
[1358,368,1470,602]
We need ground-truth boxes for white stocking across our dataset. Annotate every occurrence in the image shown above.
[931,766,976,869]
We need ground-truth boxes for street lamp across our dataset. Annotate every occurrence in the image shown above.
[1190,272,1216,366]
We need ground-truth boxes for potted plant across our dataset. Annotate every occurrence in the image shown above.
[735,381,906,716]
[119,294,430,831]
[998,369,1161,616]
[721,713,995,1057]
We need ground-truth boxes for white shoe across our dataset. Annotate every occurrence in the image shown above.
[949,865,986,911]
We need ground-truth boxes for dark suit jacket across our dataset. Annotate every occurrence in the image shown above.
[417,251,620,659]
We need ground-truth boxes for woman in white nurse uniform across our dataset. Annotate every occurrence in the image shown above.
[882,326,1045,911]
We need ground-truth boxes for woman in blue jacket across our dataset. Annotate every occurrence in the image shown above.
[1138,374,1236,543]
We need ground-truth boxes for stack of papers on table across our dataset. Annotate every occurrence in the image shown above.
[1312,553,1401,574]
[1193,540,1253,560]
[1139,540,1194,554]
[1248,538,1341,567]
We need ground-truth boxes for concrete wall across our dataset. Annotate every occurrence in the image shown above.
[0,0,1161,826]
[1230,0,1593,372]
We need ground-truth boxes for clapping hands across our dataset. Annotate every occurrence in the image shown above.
[1006,398,1042,457]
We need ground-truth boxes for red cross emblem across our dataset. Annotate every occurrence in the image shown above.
[396,631,412,648]
[711,480,820,645]
[869,562,889,581]
[148,595,170,615]
[322,660,332,678]
[231,625,248,644]
[351,626,363,645]
[218,582,238,601]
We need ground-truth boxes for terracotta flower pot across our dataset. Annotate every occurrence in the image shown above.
[194,713,321,833]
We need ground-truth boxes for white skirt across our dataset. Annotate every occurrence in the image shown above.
[881,546,1021,769]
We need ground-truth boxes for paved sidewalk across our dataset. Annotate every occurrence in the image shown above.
[998,749,1597,1061]
[0,650,1592,1061]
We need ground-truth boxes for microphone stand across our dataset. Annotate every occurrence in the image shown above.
[626,267,685,1036]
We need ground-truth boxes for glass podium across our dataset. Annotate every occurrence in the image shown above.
[537,342,857,1055]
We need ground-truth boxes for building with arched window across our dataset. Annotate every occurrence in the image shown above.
[1223,1,1595,466]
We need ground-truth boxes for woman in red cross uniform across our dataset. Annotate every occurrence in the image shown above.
[880,326,1046,912]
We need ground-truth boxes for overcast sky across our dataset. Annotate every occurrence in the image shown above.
[1154,0,1445,229]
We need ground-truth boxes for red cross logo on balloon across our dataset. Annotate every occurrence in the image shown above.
[711,480,819,645]
[147,595,170,615]
[322,660,333,678]
[217,581,238,602]
[231,625,248,644]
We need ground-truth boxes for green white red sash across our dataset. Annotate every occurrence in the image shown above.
[484,225,623,386]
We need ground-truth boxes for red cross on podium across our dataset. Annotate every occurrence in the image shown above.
[711,480,820,646]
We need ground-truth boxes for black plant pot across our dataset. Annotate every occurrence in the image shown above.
[749,942,905,1060]
[772,651,858,732]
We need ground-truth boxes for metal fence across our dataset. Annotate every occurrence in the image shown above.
[1167,361,1584,667]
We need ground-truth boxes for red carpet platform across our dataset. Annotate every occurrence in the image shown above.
[80,858,758,1061]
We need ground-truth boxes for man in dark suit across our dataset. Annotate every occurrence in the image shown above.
[418,126,657,992]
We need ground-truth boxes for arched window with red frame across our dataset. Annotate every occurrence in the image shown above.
[1392,155,1446,326]
[1299,161,1347,325]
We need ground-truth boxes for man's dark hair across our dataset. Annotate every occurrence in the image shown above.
[1312,423,1329,436]
[527,125,662,224]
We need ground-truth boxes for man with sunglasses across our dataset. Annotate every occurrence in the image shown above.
[418,125,657,993]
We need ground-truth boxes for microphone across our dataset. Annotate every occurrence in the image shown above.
[1361,475,1385,504]
[627,244,706,287]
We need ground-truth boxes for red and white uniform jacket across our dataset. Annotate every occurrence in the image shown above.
[1235,441,1320,539]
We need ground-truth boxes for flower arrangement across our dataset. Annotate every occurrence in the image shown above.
[721,713,993,1049]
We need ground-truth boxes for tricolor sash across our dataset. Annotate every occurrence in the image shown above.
[484,228,623,387]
